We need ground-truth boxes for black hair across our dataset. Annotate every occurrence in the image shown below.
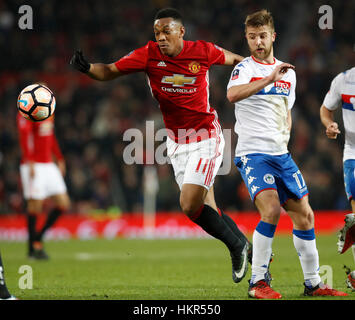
[154,8,183,24]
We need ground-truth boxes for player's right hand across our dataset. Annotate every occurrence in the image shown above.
[268,63,295,83]
[326,122,341,139]
[70,50,90,73]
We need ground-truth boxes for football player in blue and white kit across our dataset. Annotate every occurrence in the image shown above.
[227,9,347,299]
[320,67,355,291]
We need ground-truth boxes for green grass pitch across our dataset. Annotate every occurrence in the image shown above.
[1,234,354,300]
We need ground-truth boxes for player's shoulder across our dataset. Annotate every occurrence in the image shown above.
[133,41,162,59]
[191,39,210,47]
[342,67,355,82]
[189,40,224,52]
[146,40,158,52]
[132,41,157,55]
[331,69,348,84]
[188,40,211,51]
[234,57,253,69]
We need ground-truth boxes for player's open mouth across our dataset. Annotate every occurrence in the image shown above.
[256,48,264,53]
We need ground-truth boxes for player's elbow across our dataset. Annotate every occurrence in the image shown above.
[90,63,121,81]
[320,105,329,116]
[227,89,239,104]
[320,105,332,124]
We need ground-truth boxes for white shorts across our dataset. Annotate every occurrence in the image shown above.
[20,163,67,200]
[167,132,225,190]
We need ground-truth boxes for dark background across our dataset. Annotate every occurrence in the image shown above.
[0,0,354,214]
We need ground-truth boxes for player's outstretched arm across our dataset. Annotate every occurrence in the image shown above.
[70,50,122,81]
[227,63,295,103]
[320,105,341,139]
[227,77,271,103]
[222,48,244,66]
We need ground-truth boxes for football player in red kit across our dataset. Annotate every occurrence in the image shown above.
[71,8,250,283]
[17,114,70,259]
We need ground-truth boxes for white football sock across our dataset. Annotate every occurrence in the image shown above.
[251,228,274,284]
[293,229,321,288]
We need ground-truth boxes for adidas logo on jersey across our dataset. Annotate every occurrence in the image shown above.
[157,61,167,67]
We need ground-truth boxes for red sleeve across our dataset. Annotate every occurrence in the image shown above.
[17,115,35,162]
[114,43,149,74]
[205,42,225,66]
[52,135,64,160]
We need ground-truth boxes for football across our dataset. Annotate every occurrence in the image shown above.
[17,84,56,121]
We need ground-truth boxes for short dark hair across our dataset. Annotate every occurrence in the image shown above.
[154,8,183,24]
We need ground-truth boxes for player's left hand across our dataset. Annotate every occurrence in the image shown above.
[268,63,295,83]
[70,50,90,73]
[326,122,340,139]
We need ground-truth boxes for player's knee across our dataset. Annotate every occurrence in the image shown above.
[27,200,43,215]
[260,203,281,224]
[180,202,196,217]
[61,198,71,211]
[180,198,202,218]
[56,194,71,211]
[179,188,205,218]
[298,208,314,229]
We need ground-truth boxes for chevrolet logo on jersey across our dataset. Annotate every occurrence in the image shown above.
[161,74,196,87]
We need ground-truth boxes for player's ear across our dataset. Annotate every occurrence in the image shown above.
[272,32,276,42]
[180,25,185,38]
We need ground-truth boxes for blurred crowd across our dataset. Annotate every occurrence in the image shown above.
[0,0,354,214]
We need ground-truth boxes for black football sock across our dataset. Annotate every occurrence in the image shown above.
[0,253,11,299]
[220,210,250,244]
[36,208,63,242]
[27,213,37,254]
[190,204,245,254]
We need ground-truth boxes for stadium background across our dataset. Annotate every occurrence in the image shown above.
[0,0,354,237]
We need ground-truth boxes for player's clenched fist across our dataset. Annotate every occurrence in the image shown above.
[326,122,341,139]
[70,50,90,74]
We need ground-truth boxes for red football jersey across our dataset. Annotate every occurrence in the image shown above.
[114,40,225,143]
[17,114,64,164]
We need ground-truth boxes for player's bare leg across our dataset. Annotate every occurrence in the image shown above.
[202,185,218,211]
[284,195,314,231]
[180,183,207,217]
[284,196,347,296]
[180,183,248,283]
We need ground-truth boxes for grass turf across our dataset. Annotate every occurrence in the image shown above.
[0,234,354,300]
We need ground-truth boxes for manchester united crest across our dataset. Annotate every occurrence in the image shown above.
[188,61,201,74]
